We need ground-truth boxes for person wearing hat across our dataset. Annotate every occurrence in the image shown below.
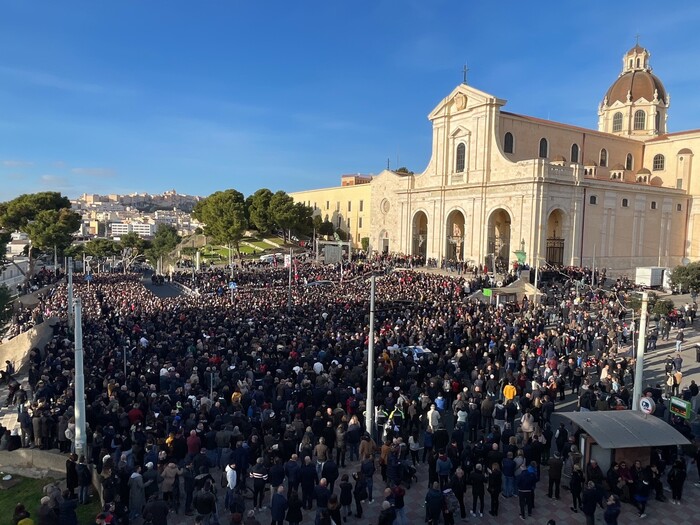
[143,461,162,502]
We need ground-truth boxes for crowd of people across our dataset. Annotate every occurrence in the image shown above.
[1,257,699,525]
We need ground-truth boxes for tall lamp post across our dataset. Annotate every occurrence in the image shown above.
[632,292,650,411]
[73,297,87,456]
[365,274,376,436]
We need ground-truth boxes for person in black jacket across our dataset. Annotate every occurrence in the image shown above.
[76,456,91,504]
[352,471,368,519]
[423,482,443,525]
[469,464,486,517]
[285,490,303,525]
[449,467,467,520]
[65,454,79,499]
[487,463,502,517]
[192,480,217,522]
[299,456,319,510]
[570,463,584,513]
[581,481,601,525]
[377,501,396,525]
[338,474,353,519]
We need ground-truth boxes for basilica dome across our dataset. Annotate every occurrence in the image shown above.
[605,69,666,105]
[603,45,667,105]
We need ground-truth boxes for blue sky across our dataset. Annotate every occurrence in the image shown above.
[2,1,700,201]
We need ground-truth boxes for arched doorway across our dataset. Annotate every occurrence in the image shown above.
[445,210,466,261]
[412,211,428,258]
[487,208,511,273]
[378,229,390,255]
[546,209,566,266]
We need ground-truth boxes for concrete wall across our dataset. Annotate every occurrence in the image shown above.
[0,448,67,475]
[0,316,58,371]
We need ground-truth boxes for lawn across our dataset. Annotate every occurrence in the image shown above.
[0,476,101,525]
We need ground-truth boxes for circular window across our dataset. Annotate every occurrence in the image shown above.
[381,199,391,214]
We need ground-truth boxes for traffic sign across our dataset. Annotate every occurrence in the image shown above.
[228,282,237,290]
[85,274,93,282]
[639,397,656,415]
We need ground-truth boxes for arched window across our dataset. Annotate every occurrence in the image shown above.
[455,143,466,172]
[634,110,646,130]
[621,198,629,208]
[599,148,608,167]
[613,112,623,132]
[589,195,598,205]
[653,154,665,171]
[625,153,634,171]
[538,138,548,158]
[570,143,580,163]
[655,112,661,132]
[503,132,514,154]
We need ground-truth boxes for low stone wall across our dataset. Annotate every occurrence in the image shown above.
[0,448,103,500]
[0,316,58,370]
[0,448,66,475]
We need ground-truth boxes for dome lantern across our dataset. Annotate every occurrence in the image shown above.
[598,44,669,138]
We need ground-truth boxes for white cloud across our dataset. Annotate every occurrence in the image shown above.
[2,159,34,167]
[0,66,135,96]
[40,174,71,188]
[70,167,116,178]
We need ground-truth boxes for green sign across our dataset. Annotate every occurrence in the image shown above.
[483,288,492,297]
[670,396,692,420]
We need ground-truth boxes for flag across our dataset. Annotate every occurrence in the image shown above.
[483,288,492,297]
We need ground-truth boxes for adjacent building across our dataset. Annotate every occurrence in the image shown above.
[292,46,698,272]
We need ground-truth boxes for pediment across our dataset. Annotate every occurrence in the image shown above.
[428,84,506,120]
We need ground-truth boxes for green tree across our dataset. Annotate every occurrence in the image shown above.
[192,190,248,256]
[118,231,148,273]
[293,202,313,236]
[146,224,181,272]
[0,234,11,335]
[0,192,80,278]
[395,167,414,175]
[84,238,120,272]
[319,219,334,238]
[269,191,297,242]
[670,262,700,293]
[64,243,85,260]
[248,188,274,234]
[0,284,11,336]
[361,237,370,251]
[653,299,675,317]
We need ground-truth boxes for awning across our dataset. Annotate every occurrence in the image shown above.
[560,410,691,449]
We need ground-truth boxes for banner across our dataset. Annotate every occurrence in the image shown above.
[483,288,492,297]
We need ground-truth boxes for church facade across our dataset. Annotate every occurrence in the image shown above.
[293,46,699,272]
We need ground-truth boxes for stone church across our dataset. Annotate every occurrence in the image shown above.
[293,45,699,272]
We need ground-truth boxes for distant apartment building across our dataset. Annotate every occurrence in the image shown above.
[110,222,155,237]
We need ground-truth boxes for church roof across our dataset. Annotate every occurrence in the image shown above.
[605,69,666,105]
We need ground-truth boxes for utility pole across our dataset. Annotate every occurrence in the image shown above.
[67,257,74,331]
[365,274,376,436]
[287,248,293,311]
[632,292,649,411]
[73,297,87,456]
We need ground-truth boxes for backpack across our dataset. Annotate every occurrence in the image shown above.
[443,491,459,514]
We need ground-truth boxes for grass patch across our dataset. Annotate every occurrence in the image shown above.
[0,476,101,525]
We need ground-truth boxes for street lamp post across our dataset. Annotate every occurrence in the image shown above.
[365,274,376,436]
[73,297,87,456]
[632,292,650,411]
